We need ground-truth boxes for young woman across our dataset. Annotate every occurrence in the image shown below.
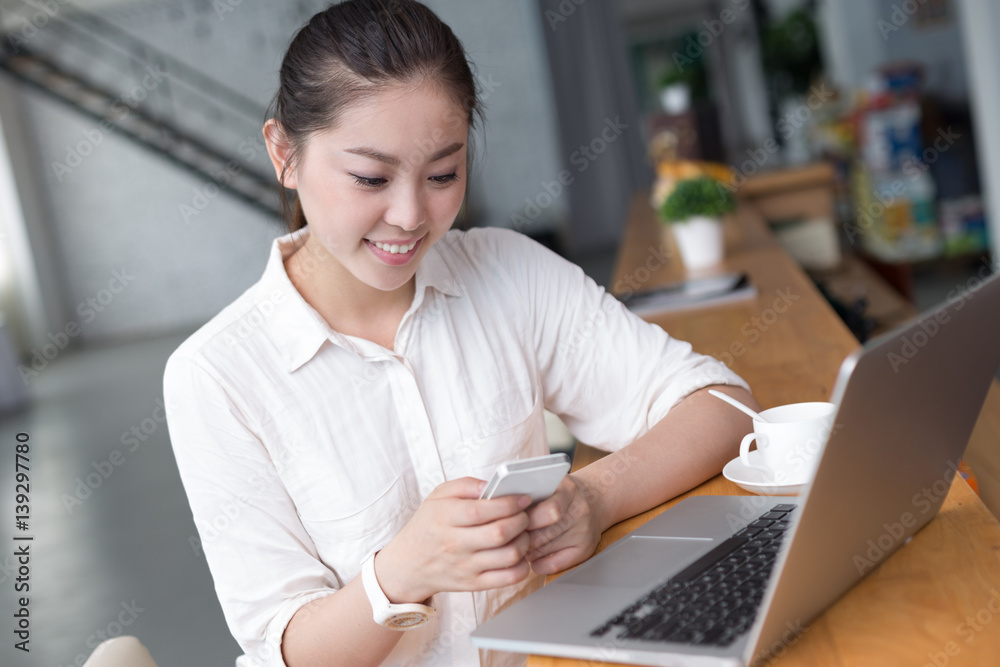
[163,2,758,666]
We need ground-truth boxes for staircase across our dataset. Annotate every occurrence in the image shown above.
[0,0,284,219]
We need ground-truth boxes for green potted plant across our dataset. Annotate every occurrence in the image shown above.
[656,41,709,115]
[659,176,735,269]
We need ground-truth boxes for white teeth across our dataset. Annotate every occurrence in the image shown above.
[373,240,417,254]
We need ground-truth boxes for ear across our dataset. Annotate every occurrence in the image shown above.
[263,119,298,189]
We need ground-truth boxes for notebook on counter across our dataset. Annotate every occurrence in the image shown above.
[619,273,757,316]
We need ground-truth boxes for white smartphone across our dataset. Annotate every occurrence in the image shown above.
[478,453,572,506]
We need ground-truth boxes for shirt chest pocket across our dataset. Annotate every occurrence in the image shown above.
[295,475,416,575]
[445,393,550,482]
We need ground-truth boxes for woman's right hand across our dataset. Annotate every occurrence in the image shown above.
[373,477,533,604]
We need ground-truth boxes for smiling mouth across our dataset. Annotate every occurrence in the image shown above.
[365,238,420,255]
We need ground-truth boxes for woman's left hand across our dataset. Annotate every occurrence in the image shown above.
[523,474,606,575]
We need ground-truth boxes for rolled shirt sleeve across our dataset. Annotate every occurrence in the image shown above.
[485,228,750,451]
[163,353,340,667]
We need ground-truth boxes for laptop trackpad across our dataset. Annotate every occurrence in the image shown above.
[562,536,714,588]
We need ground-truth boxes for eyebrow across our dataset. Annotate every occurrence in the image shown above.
[344,142,465,166]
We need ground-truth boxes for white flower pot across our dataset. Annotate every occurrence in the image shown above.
[669,216,724,270]
[660,83,691,115]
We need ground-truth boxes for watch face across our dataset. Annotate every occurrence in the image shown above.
[386,611,430,630]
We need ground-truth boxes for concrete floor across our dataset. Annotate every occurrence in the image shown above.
[0,254,996,667]
[0,330,241,667]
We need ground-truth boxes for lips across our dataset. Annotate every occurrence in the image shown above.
[364,236,424,266]
[367,238,419,254]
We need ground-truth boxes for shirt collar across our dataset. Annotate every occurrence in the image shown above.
[415,233,465,299]
[256,227,464,373]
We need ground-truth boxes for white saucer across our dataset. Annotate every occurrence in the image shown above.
[722,451,807,496]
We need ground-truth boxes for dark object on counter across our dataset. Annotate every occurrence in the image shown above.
[813,280,876,343]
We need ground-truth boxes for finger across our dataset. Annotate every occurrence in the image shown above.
[470,530,530,572]
[426,476,489,501]
[450,494,532,528]
[471,558,532,591]
[525,478,574,531]
[466,510,530,550]
[529,544,589,576]
[526,515,571,554]
[527,494,594,557]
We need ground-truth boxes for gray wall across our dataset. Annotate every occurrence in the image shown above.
[18,84,278,342]
[820,0,969,102]
[9,0,565,348]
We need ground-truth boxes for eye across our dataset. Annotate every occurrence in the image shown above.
[350,174,387,189]
[430,173,460,186]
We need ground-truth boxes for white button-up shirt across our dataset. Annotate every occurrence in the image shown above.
[163,226,749,667]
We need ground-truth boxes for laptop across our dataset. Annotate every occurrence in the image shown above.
[471,270,1000,667]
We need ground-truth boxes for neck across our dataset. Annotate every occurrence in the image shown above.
[283,230,416,334]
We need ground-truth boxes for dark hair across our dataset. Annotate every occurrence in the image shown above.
[267,0,482,233]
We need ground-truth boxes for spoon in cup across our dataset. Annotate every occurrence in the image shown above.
[708,389,769,423]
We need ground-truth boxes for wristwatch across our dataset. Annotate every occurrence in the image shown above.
[361,551,436,630]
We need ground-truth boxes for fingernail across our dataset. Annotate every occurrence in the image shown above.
[518,495,532,509]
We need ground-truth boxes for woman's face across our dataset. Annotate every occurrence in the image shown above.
[271,81,469,294]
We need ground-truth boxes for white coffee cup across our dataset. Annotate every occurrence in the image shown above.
[738,402,836,485]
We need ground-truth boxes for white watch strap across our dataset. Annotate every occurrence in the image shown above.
[362,551,391,608]
[361,552,435,631]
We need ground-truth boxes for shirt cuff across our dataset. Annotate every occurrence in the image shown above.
[648,362,751,429]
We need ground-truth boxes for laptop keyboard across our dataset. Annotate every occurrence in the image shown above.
[589,503,796,648]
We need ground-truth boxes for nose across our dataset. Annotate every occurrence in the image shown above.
[384,182,426,232]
